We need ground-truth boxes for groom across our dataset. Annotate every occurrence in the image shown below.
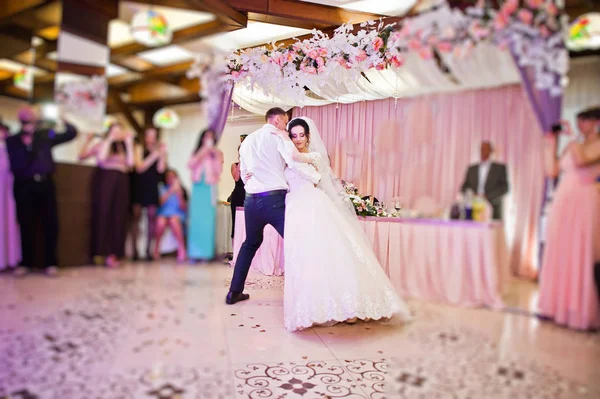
[226,108,322,304]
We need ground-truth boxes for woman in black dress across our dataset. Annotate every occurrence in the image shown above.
[228,146,246,240]
[131,127,167,261]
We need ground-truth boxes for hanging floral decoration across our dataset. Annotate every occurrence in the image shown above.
[566,13,600,51]
[198,0,567,104]
[187,49,231,127]
[13,68,33,92]
[54,75,108,112]
[152,107,180,129]
[131,9,172,47]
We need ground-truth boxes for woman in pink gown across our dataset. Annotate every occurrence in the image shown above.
[539,109,600,331]
[0,122,21,270]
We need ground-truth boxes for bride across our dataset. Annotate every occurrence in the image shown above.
[272,117,411,332]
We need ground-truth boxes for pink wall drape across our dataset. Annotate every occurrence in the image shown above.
[294,85,544,278]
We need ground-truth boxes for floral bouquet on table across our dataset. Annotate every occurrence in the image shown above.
[342,181,378,217]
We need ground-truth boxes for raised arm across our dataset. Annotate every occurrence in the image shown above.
[231,162,240,181]
[97,136,114,162]
[125,133,135,168]
[50,121,78,147]
[78,133,100,161]
[135,145,161,173]
[157,143,167,174]
[543,135,560,178]
[570,140,600,167]
[188,146,210,170]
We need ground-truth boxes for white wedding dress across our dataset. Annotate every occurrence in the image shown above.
[282,120,411,332]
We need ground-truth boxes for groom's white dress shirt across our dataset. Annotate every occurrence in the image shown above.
[240,124,321,194]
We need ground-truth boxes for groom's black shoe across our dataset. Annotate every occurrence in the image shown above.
[226,291,250,305]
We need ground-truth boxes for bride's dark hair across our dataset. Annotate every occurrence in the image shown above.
[287,118,310,146]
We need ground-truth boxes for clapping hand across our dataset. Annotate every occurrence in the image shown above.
[124,130,135,144]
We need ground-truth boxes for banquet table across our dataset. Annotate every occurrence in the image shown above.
[232,208,509,308]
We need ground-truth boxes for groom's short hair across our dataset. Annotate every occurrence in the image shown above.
[265,107,287,122]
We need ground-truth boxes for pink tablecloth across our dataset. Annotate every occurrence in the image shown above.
[232,209,508,308]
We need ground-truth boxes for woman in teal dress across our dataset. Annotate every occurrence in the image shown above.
[187,129,223,261]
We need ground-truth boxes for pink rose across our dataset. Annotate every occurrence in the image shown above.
[546,2,558,16]
[375,62,386,71]
[427,35,439,46]
[494,13,509,30]
[390,55,403,68]
[305,66,316,74]
[337,57,352,69]
[518,9,533,25]
[539,24,550,38]
[355,50,367,62]
[373,37,384,52]
[436,42,453,53]
[398,24,411,39]
[316,57,325,68]
[231,70,241,79]
[307,50,318,59]
[418,47,433,60]
[501,0,518,15]
[526,0,543,9]
[408,38,422,50]
[318,47,328,56]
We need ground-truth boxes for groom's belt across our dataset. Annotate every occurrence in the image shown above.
[246,189,287,198]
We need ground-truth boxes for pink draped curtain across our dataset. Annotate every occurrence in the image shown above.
[294,85,543,278]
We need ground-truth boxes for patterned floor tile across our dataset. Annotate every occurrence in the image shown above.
[233,360,367,398]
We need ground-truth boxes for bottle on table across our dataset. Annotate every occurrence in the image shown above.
[450,194,462,220]
[472,195,485,222]
[464,189,474,220]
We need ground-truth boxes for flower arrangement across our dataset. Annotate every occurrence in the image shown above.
[215,1,566,103]
[54,75,107,114]
[342,181,379,217]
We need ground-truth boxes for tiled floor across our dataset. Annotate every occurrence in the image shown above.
[0,262,598,399]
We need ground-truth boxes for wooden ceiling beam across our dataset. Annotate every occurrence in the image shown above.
[111,19,232,59]
[109,90,144,137]
[227,0,382,28]
[0,0,52,22]
[186,0,247,28]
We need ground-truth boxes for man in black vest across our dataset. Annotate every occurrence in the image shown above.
[6,106,78,277]
[460,141,509,220]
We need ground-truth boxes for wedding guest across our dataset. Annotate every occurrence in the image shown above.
[539,108,600,331]
[0,121,20,271]
[228,146,246,240]
[79,123,134,268]
[7,106,78,276]
[154,169,187,261]
[187,129,223,261]
[131,127,167,261]
[460,141,509,220]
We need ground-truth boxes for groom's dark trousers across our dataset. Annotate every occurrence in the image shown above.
[229,190,287,294]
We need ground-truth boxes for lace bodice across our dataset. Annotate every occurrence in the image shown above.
[285,166,316,192]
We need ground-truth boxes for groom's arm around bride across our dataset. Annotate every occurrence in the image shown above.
[226,108,320,305]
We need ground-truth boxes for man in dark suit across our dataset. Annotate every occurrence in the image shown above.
[460,141,509,220]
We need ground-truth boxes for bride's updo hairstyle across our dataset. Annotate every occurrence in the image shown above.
[287,118,311,147]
